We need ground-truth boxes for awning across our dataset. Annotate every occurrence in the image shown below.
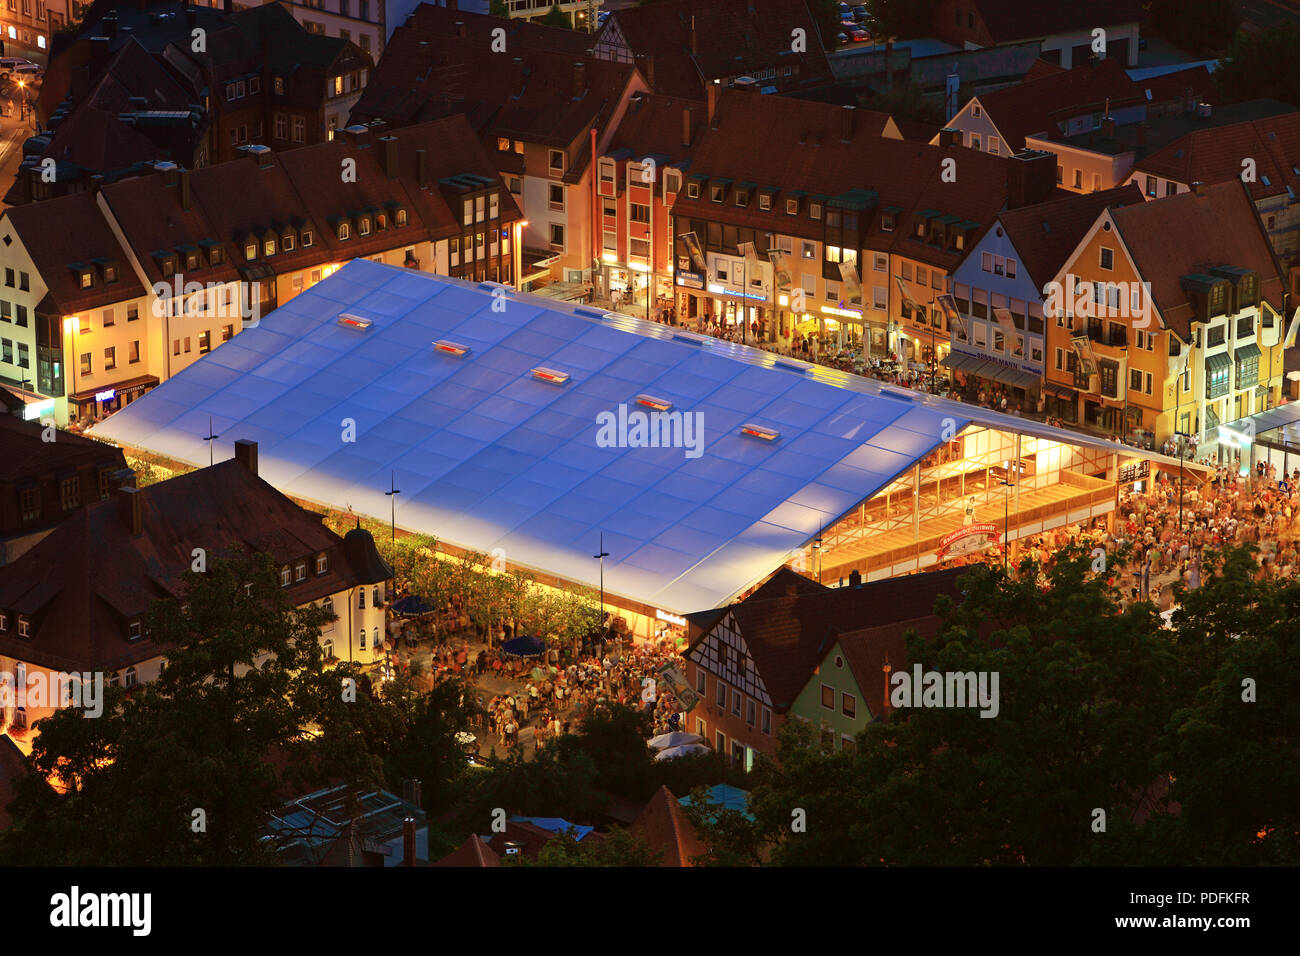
[941,351,983,372]
[1205,351,1232,374]
[1235,341,1261,363]
[1044,382,1077,400]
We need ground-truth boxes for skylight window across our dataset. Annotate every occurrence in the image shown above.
[740,423,780,441]
[434,340,470,356]
[338,313,372,330]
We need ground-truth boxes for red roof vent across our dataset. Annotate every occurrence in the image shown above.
[531,367,570,385]
[337,313,373,330]
[636,394,673,412]
[740,423,780,441]
[434,340,470,356]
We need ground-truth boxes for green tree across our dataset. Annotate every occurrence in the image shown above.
[1215,22,1300,107]
[539,4,571,28]
[524,826,662,866]
[490,0,509,16]
[807,0,843,51]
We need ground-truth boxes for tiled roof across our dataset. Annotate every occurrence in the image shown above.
[837,615,943,721]
[1110,181,1285,341]
[1133,111,1300,202]
[631,785,707,866]
[0,458,390,674]
[350,30,638,178]
[975,58,1143,150]
[608,93,707,163]
[689,567,968,711]
[968,0,1145,43]
[995,183,1145,287]
[0,415,127,486]
[605,0,834,99]
[1,192,149,314]
[408,3,594,56]
[669,89,1012,270]
[1135,65,1219,109]
[432,834,501,867]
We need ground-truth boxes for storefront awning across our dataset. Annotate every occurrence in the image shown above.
[941,351,983,372]
[1044,382,1077,400]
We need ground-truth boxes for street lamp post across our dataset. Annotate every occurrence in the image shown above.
[202,415,219,467]
[1000,476,1013,572]
[385,471,401,545]
[593,532,609,636]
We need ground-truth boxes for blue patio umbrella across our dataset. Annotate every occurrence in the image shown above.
[391,594,436,616]
[502,634,545,658]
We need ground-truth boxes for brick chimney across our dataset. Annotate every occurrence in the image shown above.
[1006,149,1056,209]
[380,135,399,179]
[178,168,191,210]
[573,61,586,99]
[840,104,855,143]
[1102,114,1116,138]
[937,127,960,147]
[414,148,426,187]
[455,20,466,38]
[1192,181,1206,196]
[707,83,718,129]
[402,817,417,866]
[121,486,143,536]
[682,106,692,148]
[690,15,697,55]
[234,439,258,476]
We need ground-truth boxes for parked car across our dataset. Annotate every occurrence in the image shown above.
[14,63,40,78]
[851,4,870,21]
[836,31,849,45]
[843,24,870,43]
[837,2,852,19]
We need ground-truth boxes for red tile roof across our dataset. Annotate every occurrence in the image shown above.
[975,58,1144,151]
[0,415,127,486]
[1,191,149,314]
[350,30,639,179]
[432,834,502,867]
[669,89,1014,270]
[1023,58,1067,81]
[603,0,834,99]
[1135,65,1220,110]
[408,3,595,56]
[837,615,944,721]
[688,567,968,711]
[1110,180,1285,341]
[630,785,707,866]
[608,93,707,162]
[1132,110,1300,203]
[0,458,391,674]
[995,183,1145,287]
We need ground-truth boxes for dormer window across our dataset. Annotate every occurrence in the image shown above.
[338,222,350,240]
[280,566,291,587]
[710,184,724,203]
[758,193,771,211]
[244,242,257,260]
[359,218,371,236]
[687,180,701,199]
[101,263,117,283]
[295,561,306,582]
[263,238,276,256]
[79,270,93,288]
[396,208,408,227]
[735,189,748,207]
[17,616,30,638]
[208,245,224,266]
[809,202,822,220]
[128,620,142,640]
[316,552,329,574]
[282,233,295,252]
[302,229,314,247]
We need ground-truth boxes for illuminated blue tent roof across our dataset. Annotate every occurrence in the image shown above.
[90,259,1176,613]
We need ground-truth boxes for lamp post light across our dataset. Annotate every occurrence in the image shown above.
[202,415,219,467]
[593,532,610,637]
[385,471,401,545]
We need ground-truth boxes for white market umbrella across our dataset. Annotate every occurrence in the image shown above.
[647,731,705,751]
[654,743,709,761]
